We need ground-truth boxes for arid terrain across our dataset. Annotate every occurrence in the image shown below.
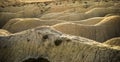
[0,0,120,62]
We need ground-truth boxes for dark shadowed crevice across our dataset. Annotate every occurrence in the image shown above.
[42,35,49,42]
[66,39,71,42]
[22,57,50,62]
[54,39,63,46]
[3,45,7,49]
[27,38,30,42]
[43,35,49,40]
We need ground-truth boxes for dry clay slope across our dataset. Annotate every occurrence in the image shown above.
[104,37,120,46]
[52,16,120,42]
[0,26,120,62]
[2,18,65,33]
[0,29,11,36]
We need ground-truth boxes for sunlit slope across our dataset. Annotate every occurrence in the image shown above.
[0,26,119,62]
[19,0,54,2]
[0,0,53,6]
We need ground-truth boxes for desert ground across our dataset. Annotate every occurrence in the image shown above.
[0,0,120,62]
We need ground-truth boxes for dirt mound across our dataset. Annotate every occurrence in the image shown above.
[17,4,45,18]
[0,0,20,7]
[48,4,74,13]
[3,18,65,33]
[89,1,115,9]
[52,16,120,42]
[105,13,120,17]
[104,37,120,46]
[43,8,120,21]
[0,6,24,13]
[72,17,104,25]
[39,12,60,19]
[0,3,42,13]
[95,16,120,26]
[56,13,86,21]
[86,8,120,18]
[40,12,65,20]
[52,22,97,41]
[0,12,22,28]
[0,26,119,62]
[0,29,11,36]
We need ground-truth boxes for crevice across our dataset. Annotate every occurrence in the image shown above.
[22,57,50,62]
[54,39,62,46]
[43,35,49,40]
[27,38,30,42]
